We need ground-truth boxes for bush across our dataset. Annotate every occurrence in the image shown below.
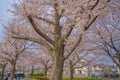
[32,72,45,77]
[26,72,45,79]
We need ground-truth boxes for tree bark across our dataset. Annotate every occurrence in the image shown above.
[0,67,5,80]
[50,39,64,80]
[30,66,34,76]
[44,66,48,78]
[50,55,64,80]
[10,64,16,80]
[69,61,74,80]
[70,69,74,80]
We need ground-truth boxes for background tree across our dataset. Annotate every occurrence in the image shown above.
[22,49,43,76]
[89,1,120,69]
[94,23,120,68]
[16,55,30,74]
[0,38,31,80]
[0,56,7,80]
[40,56,52,78]
[68,52,88,80]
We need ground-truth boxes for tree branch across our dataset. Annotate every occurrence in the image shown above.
[104,46,120,67]
[27,15,55,47]
[13,36,54,53]
[74,62,89,69]
[1,51,12,58]
[53,1,61,40]
[91,0,100,10]
[64,34,82,60]
[18,43,34,54]
[35,16,55,25]
[63,24,75,39]
[84,15,98,31]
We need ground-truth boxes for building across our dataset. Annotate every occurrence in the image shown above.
[65,62,116,78]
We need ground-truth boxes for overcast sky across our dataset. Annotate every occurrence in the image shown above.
[0,0,14,41]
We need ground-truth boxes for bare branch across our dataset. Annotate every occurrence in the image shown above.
[63,24,75,39]
[1,51,12,58]
[35,16,55,25]
[27,15,55,47]
[91,0,100,10]
[104,46,120,67]
[18,43,34,54]
[84,15,98,31]
[64,34,82,60]
[13,36,54,52]
[74,63,89,69]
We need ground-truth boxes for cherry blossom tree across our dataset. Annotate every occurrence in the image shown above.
[22,49,43,76]
[66,49,102,80]
[0,38,32,80]
[68,53,89,80]
[16,55,30,74]
[0,56,7,80]
[40,56,52,78]
[5,0,113,80]
[88,0,120,70]
[94,23,120,68]
[63,26,110,80]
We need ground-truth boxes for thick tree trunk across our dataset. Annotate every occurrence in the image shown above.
[50,56,64,80]
[50,39,64,80]
[10,64,16,80]
[0,67,5,80]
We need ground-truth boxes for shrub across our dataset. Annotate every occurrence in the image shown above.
[32,72,45,77]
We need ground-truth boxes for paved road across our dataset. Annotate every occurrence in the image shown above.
[15,78,32,80]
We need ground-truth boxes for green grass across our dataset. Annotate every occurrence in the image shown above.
[26,73,48,80]
[26,73,103,80]
[63,77,103,80]
[26,72,46,78]
[28,76,103,80]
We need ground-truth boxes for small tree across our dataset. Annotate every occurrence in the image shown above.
[22,49,43,76]
[82,0,120,71]
[40,57,52,78]
[16,56,30,74]
[92,3,120,68]
[0,56,7,80]
[0,38,31,80]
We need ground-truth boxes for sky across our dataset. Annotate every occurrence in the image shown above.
[0,0,14,41]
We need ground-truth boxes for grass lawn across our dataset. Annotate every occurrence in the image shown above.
[27,76,105,80]
[63,77,103,80]
[26,73,109,80]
